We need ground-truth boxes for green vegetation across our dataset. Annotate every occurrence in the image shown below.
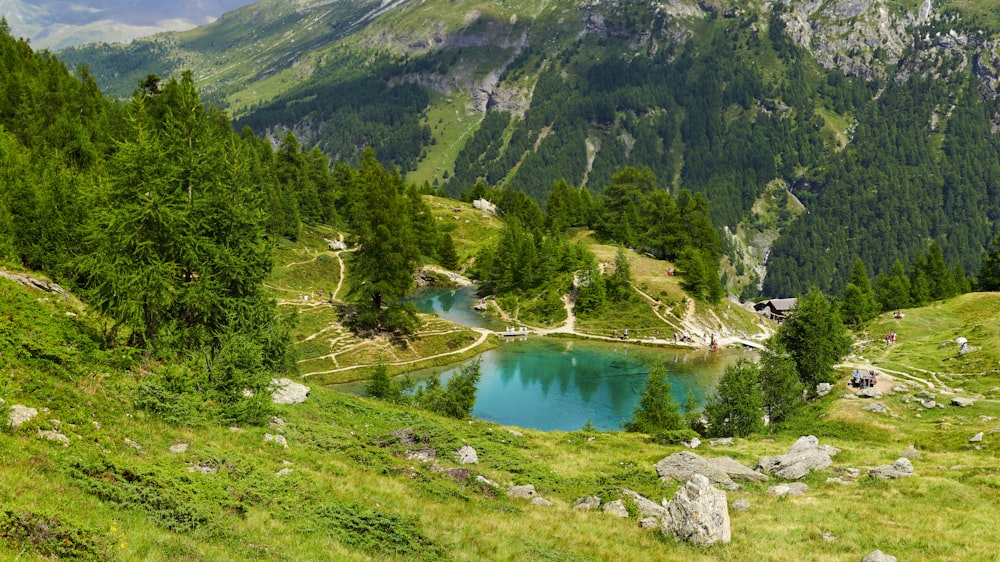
[623,363,684,433]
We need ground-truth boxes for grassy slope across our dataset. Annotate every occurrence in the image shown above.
[3,275,1000,561]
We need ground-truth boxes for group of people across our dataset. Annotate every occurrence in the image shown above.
[885,331,897,346]
[852,369,878,388]
[612,329,630,340]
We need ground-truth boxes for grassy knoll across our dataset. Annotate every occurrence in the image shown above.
[4,276,1000,561]
[423,194,505,263]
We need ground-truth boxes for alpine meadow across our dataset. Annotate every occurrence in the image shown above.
[2,0,1000,560]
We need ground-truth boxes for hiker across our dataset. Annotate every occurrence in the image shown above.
[852,370,860,387]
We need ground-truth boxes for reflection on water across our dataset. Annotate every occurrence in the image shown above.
[339,336,752,432]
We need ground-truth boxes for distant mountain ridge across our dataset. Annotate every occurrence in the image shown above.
[0,0,256,49]
[59,0,1000,298]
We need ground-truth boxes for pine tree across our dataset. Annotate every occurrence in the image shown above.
[438,233,459,271]
[758,345,803,429]
[979,230,1000,290]
[777,287,851,393]
[840,258,879,326]
[704,358,764,437]
[623,362,684,433]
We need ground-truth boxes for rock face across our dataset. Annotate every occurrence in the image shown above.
[662,474,731,546]
[869,458,914,479]
[756,436,838,480]
[655,451,768,490]
[7,405,38,429]
[456,445,478,464]
[861,550,898,562]
[271,378,310,405]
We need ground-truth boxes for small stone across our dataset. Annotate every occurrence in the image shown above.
[532,497,553,507]
[507,429,523,437]
[969,432,984,443]
[822,531,837,542]
[826,477,855,485]
[952,397,975,407]
[861,550,898,562]
[900,447,922,460]
[601,499,629,518]
[682,437,701,449]
[731,499,750,512]
[271,378,310,405]
[169,443,189,454]
[276,468,294,477]
[405,448,436,463]
[124,438,143,452]
[767,482,808,496]
[269,416,286,429]
[7,405,38,429]
[709,438,734,446]
[475,475,499,488]
[840,393,858,399]
[456,445,478,464]
[264,433,288,448]
[869,458,914,479]
[507,485,537,499]
[919,399,937,409]
[816,382,832,397]
[38,429,70,446]
[916,390,935,401]
[573,496,602,511]
[862,403,890,414]
[892,385,909,393]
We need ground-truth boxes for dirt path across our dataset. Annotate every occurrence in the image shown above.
[301,328,491,378]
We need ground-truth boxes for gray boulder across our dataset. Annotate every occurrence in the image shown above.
[170,443,189,453]
[655,451,768,490]
[621,488,668,518]
[861,550,898,562]
[730,499,750,512]
[756,436,838,480]
[915,390,935,401]
[969,432,984,443]
[858,387,883,399]
[951,397,975,407]
[662,474,731,546]
[271,378,310,405]
[868,458,914,479]
[456,445,478,464]
[507,485,537,499]
[264,433,288,448]
[919,399,937,409]
[709,438,734,447]
[38,429,70,446]
[573,496,601,511]
[7,405,37,429]
[602,499,629,518]
[816,382,833,397]
[682,437,701,449]
[639,517,660,529]
[532,497,553,507]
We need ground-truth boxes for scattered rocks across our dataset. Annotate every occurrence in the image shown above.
[756,436,838,480]
[188,463,218,475]
[7,405,37,429]
[969,432,984,443]
[861,550,898,562]
[456,445,478,464]
[271,378,310,405]
[662,474,731,546]
[900,447,922,460]
[124,438,143,452]
[276,468,294,477]
[709,437,734,447]
[816,382,832,397]
[862,403,891,414]
[264,433,288,448]
[840,393,858,399]
[767,482,808,496]
[682,437,701,449]
[655,451,768,490]
[857,388,883,399]
[506,485,537,499]
[269,416,286,430]
[951,397,975,407]
[532,497,553,507]
[621,488,668,518]
[37,429,70,446]
[602,499,629,518]
[915,390,935,401]
[390,428,420,446]
[573,496,602,511]
[169,443,189,454]
[869,458,914,479]
[731,499,750,512]
[405,448,436,463]
[892,385,910,393]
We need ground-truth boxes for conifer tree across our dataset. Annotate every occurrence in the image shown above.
[704,358,764,437]
[624,362,684,433]
[841,258,879,326]
[438,233,459,271]
[776,287,851,392]
[979,230,1000,291]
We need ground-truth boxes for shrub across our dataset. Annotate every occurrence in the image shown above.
[650,429,700,445]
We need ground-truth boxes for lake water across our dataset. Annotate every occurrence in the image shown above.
[339,286,754,431]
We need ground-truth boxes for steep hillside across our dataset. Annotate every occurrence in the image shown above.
[59,0,1000,297]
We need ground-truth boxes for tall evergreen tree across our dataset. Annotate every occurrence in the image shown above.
[979,230,1000,291]
[776,287,851,393]
[704,358,765,437]
[840,258,879,326]
[623,362,684,433]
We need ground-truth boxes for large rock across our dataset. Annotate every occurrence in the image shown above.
[7,405,37,429]
[456,445,478,464]
[756,436,838,480]
[573,496,601,511]
[271,378,310,405]
[868,458,914,479]
[38,429,70,446]
[861,550,898,562]
[506,485,537,499]
[816,383,833,397]
[858,388,883,399]
[655,451,768,491]
[621,488,668,518]
[662,474,731,546]
[951,397,975,407]
[601,499,629,518]
[767,482,809,496]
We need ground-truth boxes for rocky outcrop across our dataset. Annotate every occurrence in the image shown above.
[456,445,478,464]
[506,485,537,499]
[7,404,38,429]
[951,397,975,407]
[756,436,838,480]
[655,451,768,490]
[868,458,914,479]
[271,378,310,405]
[662,474,731,546]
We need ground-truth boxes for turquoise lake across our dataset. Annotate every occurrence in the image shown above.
[341,286,753,431]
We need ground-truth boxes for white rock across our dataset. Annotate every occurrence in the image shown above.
[506,485,537,499]
[767,482,808,496]
[456,445,478,464]
[951,397,975,407]
[532,497,553,507]
[271,378,310,405]
[276,468,294,477]
[662,474,731,546]
[861,550,898,562]
[169,443,189,454]
[868,458,914,479]
[7,405,37,429]
[573,496,601,511]
[969,432,984,443]
[38,429,70,446]
[264,433,288,448]
[601,499,629,518]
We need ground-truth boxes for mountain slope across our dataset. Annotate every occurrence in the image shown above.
[60,0,1000,297]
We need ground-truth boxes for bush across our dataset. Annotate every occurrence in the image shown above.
[0,509,111,561]
[650,429,700,445]
[311,501,444,561]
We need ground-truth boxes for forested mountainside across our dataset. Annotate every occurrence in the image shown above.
[56,0,1000,297]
